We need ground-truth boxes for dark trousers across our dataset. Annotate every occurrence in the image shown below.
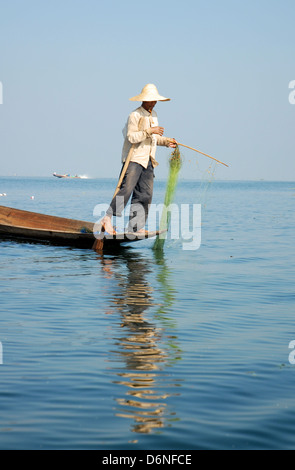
[107,160,154,232]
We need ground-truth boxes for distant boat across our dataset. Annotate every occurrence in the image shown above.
[53,173,82,179]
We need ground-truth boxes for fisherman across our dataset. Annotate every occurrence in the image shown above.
[101,84,177,235]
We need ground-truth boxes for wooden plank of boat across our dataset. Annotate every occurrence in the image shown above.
[0,206,165,251]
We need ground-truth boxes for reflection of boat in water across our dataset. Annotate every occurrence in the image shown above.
[98,250,182,435]
[53,173,82,179]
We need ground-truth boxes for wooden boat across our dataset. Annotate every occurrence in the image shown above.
[0,206,164,251]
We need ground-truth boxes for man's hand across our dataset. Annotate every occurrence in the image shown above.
[148,128,177,148]
[150,126,165,136]
[168,138,178,148]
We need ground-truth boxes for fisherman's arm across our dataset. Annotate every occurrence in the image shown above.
[127,112,165,144]
[157,136,177,148]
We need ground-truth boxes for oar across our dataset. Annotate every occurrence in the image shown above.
[92,120,146,251]
[93,117,148,251]
[113,116,147,198]
[112,144,135,199]
[92,145,135,251]
[175,142,229,168]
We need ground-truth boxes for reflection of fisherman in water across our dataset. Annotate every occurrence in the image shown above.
[98,249,182,435]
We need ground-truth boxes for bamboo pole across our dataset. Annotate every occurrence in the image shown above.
[176,142,229,167]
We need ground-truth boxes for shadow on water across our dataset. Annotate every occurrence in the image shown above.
[96,248,182,435]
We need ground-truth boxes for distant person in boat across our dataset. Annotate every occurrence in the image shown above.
[101,84,177,235]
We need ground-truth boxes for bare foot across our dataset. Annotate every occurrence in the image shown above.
[101,216,117,235]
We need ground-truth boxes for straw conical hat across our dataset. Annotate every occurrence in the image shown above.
[130,84,170,102]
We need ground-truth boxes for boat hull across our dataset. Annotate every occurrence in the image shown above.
[0,206,164,251]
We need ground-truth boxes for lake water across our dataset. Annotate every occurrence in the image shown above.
[0,176,295,450]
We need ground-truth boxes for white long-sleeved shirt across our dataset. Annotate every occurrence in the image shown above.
[121,106,171,169]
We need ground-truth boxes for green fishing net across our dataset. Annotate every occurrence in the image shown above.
[153,146,183,251]
[153,144,218,251]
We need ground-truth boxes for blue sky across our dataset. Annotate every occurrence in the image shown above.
[0,0,294,180]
